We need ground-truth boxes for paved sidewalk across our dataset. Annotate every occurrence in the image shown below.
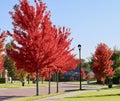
[34,90,96,101]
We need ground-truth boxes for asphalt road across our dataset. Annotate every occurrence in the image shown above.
[0,82,81,101]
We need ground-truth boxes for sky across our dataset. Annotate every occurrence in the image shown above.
[0,0,120,60]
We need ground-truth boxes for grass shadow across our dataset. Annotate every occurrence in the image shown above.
[65,89,85,92]
[0,96,25,101]
[64,88,99,92]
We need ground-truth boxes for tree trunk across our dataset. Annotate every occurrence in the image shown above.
[36,70,39,96]
[108,77,112,88]
[27,75,30,84]
[48,70,51,94]
[56,72,59,93]
[41,77,44,84]
[22,81,25,86]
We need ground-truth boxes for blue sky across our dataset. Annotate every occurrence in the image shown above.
[0,0,120,60]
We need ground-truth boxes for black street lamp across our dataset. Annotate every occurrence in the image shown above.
[78,44,82,90]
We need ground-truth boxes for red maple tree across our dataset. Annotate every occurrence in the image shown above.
[0,32,6,72]
[92,43,114,83]
[6,0,79,94]
[7,0,79,75]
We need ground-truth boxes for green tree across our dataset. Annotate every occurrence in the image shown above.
[111,49,120,78]
[82,61,92,72]
[111,50,120,69]
[4,43,16,81]
[4,55,16,79]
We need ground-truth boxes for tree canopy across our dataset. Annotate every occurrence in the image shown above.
[7,0,79,78]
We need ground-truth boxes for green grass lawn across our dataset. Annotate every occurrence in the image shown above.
[0,81,56,88]
[56,88,120,101]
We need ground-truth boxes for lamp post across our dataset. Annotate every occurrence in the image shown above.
[78,44,82,90]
